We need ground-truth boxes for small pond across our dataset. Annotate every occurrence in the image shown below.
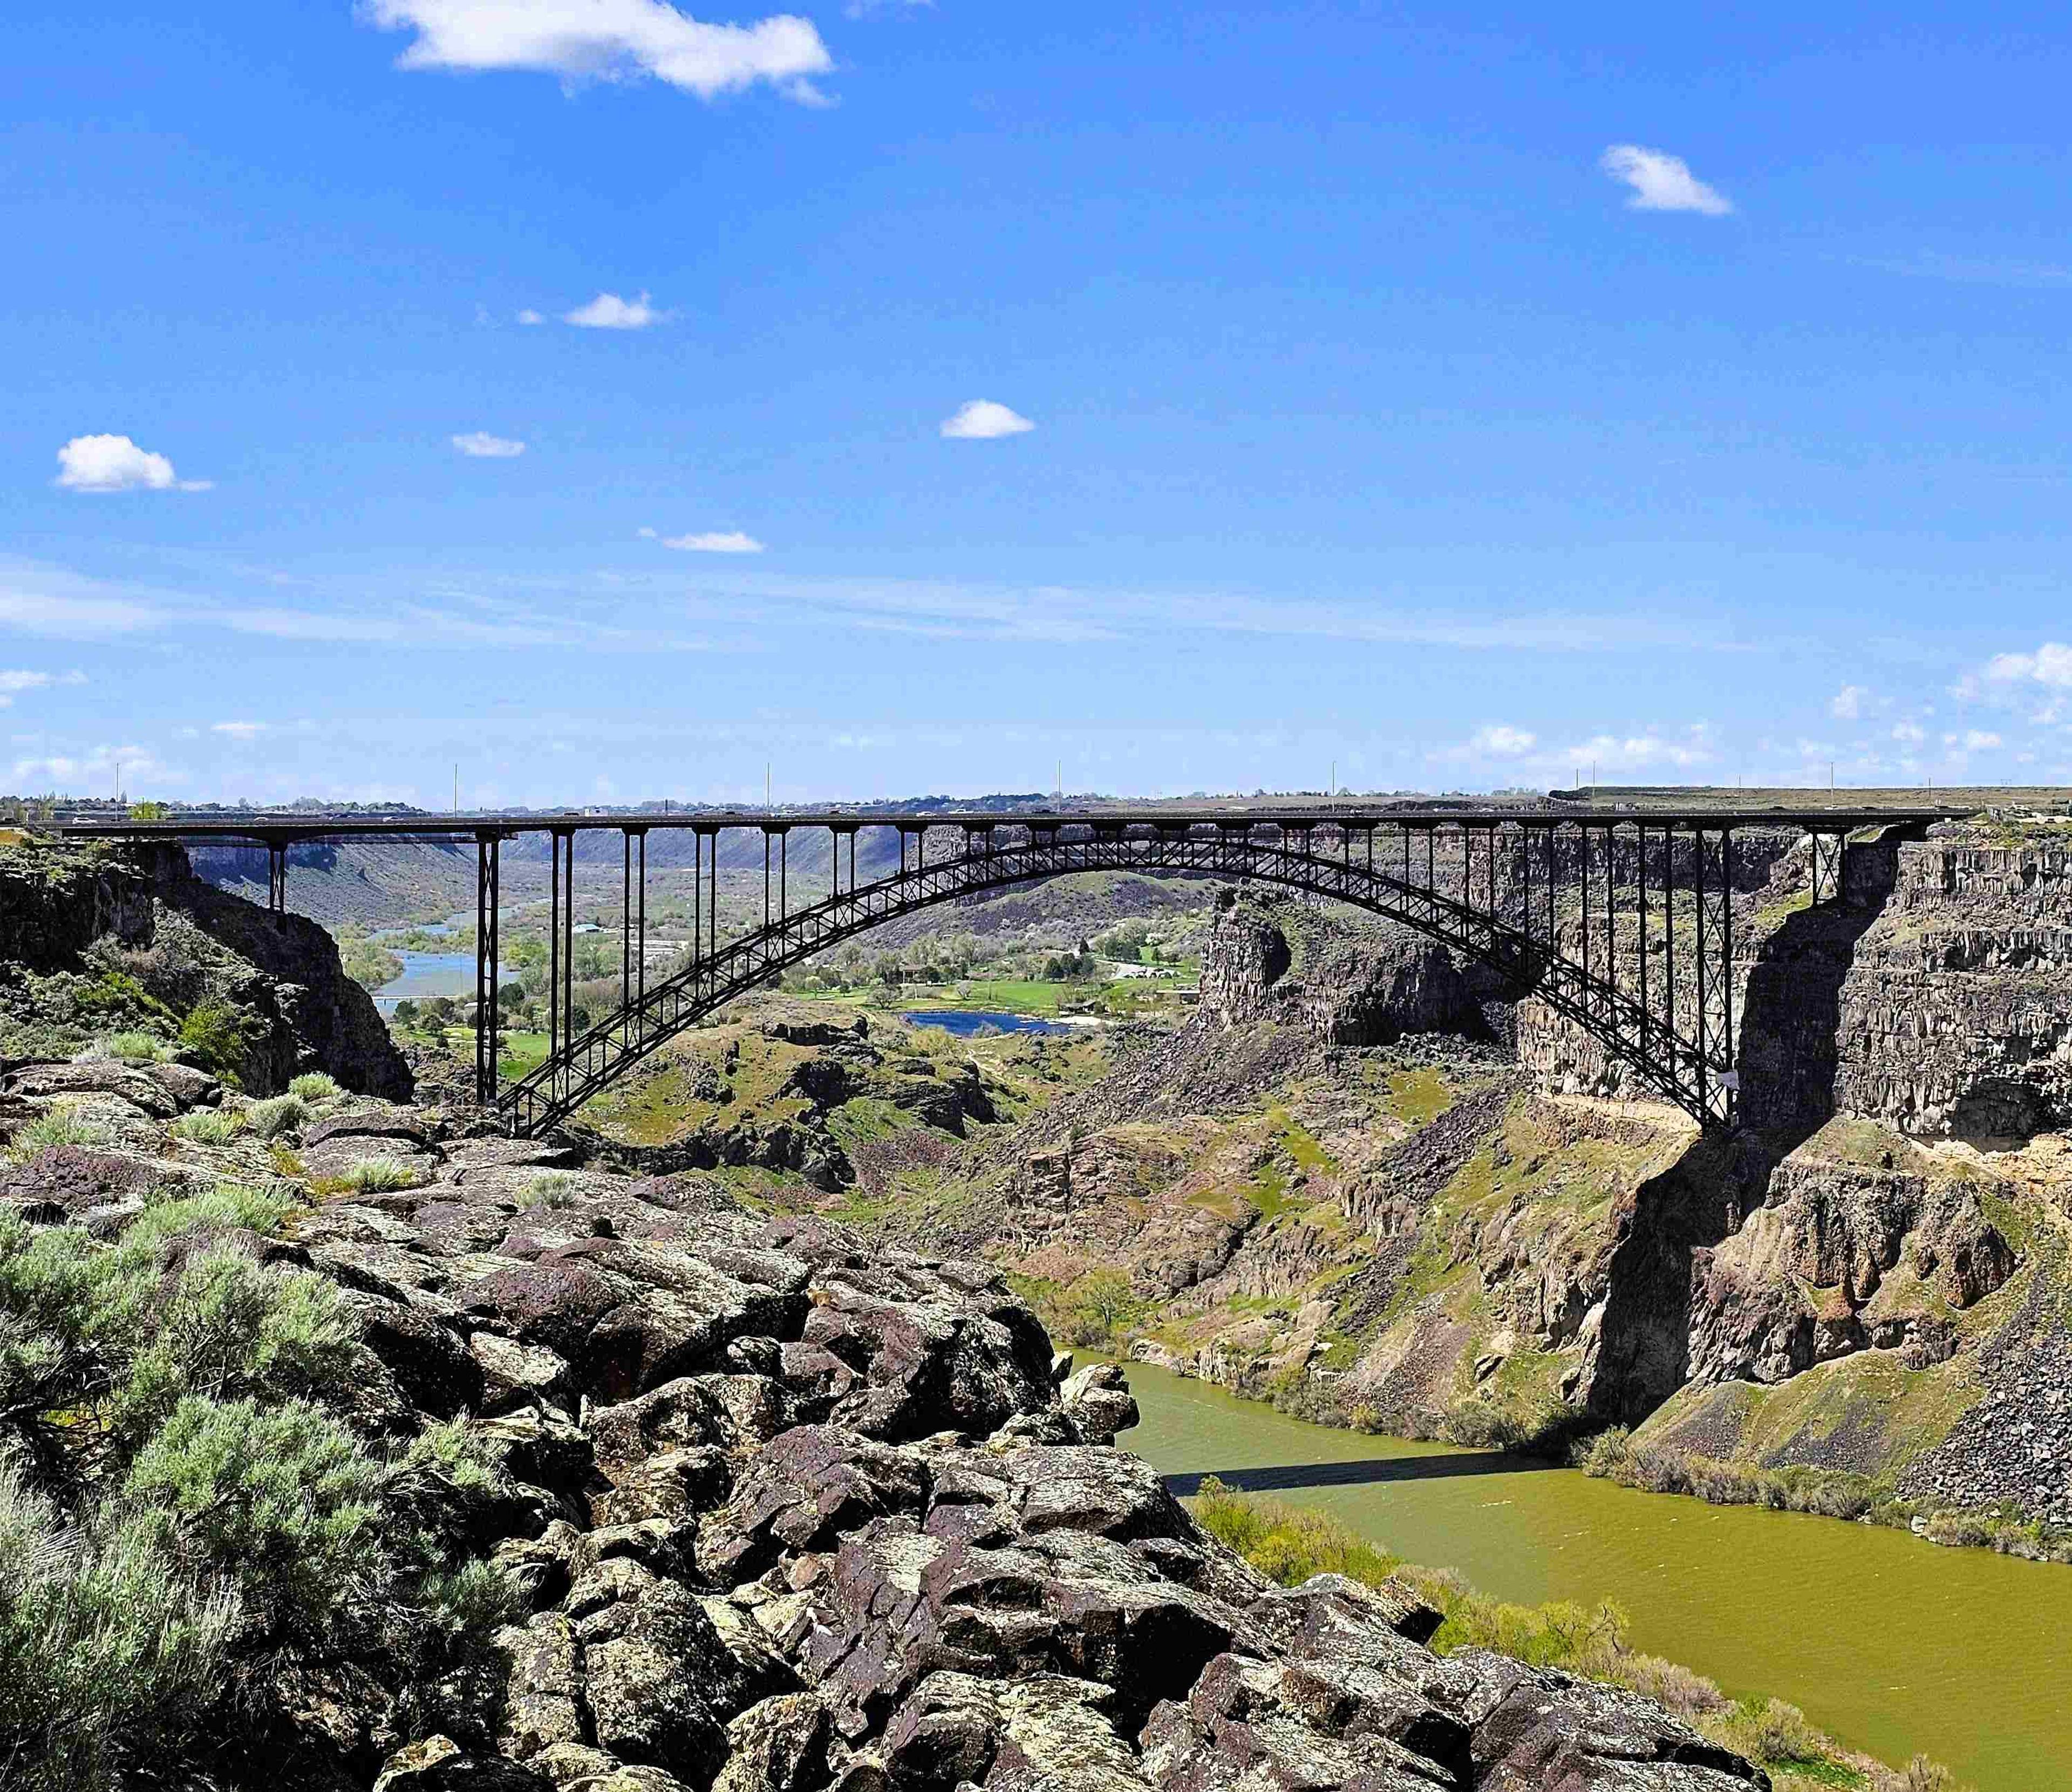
[899,1010,1077,1037]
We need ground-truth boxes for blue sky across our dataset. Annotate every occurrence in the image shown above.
[8,2,2072,805]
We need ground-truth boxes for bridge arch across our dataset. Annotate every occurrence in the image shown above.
[496,823,1727,1138]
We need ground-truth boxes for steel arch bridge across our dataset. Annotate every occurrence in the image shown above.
[59,804,1952,1138]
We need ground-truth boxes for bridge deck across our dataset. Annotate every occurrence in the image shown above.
[55,804,1965,844]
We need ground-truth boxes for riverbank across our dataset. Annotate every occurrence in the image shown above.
[1113,1355,2072,1789]
[1191,1480,1954,1792]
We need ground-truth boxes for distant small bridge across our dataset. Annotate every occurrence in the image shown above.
[61,803,1955,1136]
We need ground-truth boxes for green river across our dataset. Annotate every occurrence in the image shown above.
[1113,1358,2071,1790]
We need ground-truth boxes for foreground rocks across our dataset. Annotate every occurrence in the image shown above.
[0,1059,1770,1792]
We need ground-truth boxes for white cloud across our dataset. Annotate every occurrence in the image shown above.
[361,0,833,100]
[564,291,664,329]
[1829,684,1865,720]
[940,399,1035,440]
[1557,730,1715,771]
[637,526,659,538]
[0,561,166,637]
[1892,721,1926,744]
[452,430,527,457]
[1469,724,1536,757]
[211,721,265,740]
[1599,145,1734,217]
[54,434,213,494]
[516,308,546,325]
[1964,729,2002,750]
[1985,642,2072,688]
[662,530,765,553]
[1861,253,2072,291]
[0,669,85,698]
[12,743,171,789]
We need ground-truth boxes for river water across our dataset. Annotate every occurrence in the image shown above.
[1115,1357,2069,1789]
[371,951,484,1013]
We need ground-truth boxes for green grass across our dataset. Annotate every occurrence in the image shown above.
[1757,887,1816,930]
[171,1109,246,1146]
[246,1095,309,1141]
[1383,1066,1453,1126]
[884,978,1066,1015]
[1241,1159,1298,1222]
[8,1103,112,1160]
[311,1156,420,1195]
[1267,1104,1337,1176]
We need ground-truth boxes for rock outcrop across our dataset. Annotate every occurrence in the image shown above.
[0,1068,1769,1792]
[0,838,408,1097]
[1831,833,2072,1139]
[1201,893,1495,1047]
[1686,1146,2017,1385]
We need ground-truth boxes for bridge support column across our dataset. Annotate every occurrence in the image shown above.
[621,828,647,1019]
[1809,830,1848,906]
[474,833,500,1105]
[267,841,287,920]
[547,827,577,1109]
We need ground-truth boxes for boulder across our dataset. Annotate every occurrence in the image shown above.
[713,1694,830,1792]
[585,1582,757,1781]
[1059,1364,1139,1444]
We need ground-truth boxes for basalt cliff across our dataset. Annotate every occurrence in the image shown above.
[856,818,2071,1544]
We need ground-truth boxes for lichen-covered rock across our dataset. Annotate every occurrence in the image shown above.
[1060,1363,1139,1444]
[1,1065,1776,1792]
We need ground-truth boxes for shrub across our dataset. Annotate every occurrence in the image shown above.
[122,1185,298,1257]
[288,1072,340,1103]
[0,1206,516,1787]
[178,1003,255,1082]
[115,1249,359,1442]
[1709,1697,1836,1772]
[1057,1267,1146,1348]
[124,1396,382,1644]
[171,1109,245,1147]
[1196,1479,1404,1588]
[0,1459,237,1792]
[104,1031,171,1064]
[246,1095,308,1140]
[517,1171,578,1210]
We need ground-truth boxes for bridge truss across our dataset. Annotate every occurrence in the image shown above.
[60,804,1945,1138]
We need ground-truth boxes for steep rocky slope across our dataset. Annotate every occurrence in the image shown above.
[830,826,2072,1541]
[0,1056,1770,1792]
[0,839,409,1097]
